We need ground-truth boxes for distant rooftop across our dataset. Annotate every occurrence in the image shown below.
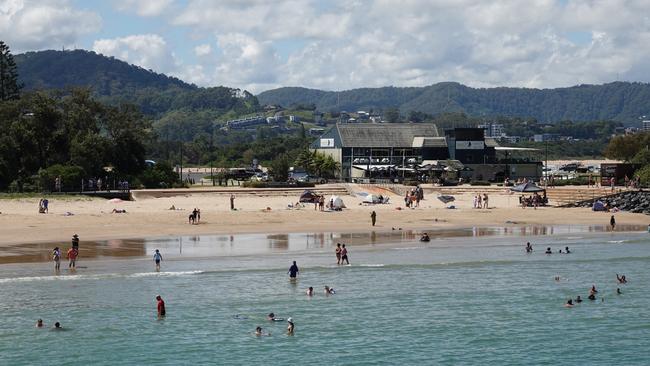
[336,123,439,148]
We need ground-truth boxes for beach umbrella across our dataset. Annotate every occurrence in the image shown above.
[509,182,545,193]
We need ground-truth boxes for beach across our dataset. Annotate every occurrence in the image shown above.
[0,185,647,248]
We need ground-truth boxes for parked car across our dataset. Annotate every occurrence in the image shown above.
[296,175,328,184]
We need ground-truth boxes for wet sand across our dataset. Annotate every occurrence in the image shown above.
[1,224,645,265]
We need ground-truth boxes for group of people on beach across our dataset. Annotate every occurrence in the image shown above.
[404,186,424,208]
[38,198,49,214]
[188,208,201,224]
[472,193,489,209]
[52,234,80,270]
[565,274,628,307]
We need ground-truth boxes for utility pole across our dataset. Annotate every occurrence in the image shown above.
[210,123,215,186]
[179,141,183,184]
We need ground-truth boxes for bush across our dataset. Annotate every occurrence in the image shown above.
[470,181,491,186]
[38,164,85,192]
[634,164,650,186]
[138,162,180,189]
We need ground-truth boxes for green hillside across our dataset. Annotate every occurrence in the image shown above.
[14,49,260,139]
[258,82,650,123]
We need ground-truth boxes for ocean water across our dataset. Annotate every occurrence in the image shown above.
[1,230,649,365]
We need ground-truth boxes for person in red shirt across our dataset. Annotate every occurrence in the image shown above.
[66,247,78,269]
[156,295,166,318]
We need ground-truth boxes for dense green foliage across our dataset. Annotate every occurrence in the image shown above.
[0,41,21,101]
[604,132,650,162]
[258,82,650,123]
[0,89,151,190]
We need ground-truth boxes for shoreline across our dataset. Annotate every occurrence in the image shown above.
[0,223,646,265]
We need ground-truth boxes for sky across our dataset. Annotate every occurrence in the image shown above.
[1,0,650,94]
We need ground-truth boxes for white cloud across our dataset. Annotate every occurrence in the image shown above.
[162,0,650,93]
[92,34,177,74]
[194,43,211,57]
[113,0,173,17]
[0,0,101,52]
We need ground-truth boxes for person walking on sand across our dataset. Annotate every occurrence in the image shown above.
[371,211,376,226]
[335,243,342,264]
[341,244,350,264]
[67,247,78,269]
[230,194,236,210]
[53,247,61,271]
[288,261,299,280]
[483,193,489,209]
[610,215,616,231]
[156,295,166,318]
[153,249,163,271]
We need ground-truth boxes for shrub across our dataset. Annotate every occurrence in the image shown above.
[470,181,491,186]
[634,164,650,186]
[38,165,85,192]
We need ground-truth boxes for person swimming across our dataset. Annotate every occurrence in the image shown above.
[588,294,596,301]
[36,319,44,328]
[565,246,571,254]
[545,247,552,254]
[420,233,430,242]
[565,299,574,307]
[324,286,335,295]
[616,274,627,284]
[617,288,622,295]
[575,295,583,303]
[267,313,284,321]
[525,242,533,253]
[306,287,314,296]
[590,285,598,295]
[255,326,270,336]
[52,322,63,330]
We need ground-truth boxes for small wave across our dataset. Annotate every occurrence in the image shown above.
[392,247,424,251]
[357,264,385,267]
[607,240,627,244]
[0,270,206,283]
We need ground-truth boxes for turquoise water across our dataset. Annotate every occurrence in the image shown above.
[1,230,650,365]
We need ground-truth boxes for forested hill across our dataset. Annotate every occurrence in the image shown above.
[258,82,650,123]
[14,50,259,118]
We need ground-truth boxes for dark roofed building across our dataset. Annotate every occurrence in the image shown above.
[311,123,543,182]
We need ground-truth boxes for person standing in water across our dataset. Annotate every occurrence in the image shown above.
[341,244,350,265]
[287,318,294,335]
[370,211,376,226]
[230,194,236,210]
[525,242,533,253]
[71,234,79,250]
[610,215,616,231]
[67,247,78,269]
[335,243,342,264]
[53,247,61,271]
[153,249,163,271]
[156,295,166,318]
[288,261,299,280]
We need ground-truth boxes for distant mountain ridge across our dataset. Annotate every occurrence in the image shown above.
[257,82,650,123]
[13,49,258,118]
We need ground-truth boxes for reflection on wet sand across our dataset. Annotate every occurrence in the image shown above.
[0,224,644,265]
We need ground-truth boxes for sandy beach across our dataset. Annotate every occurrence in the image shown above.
[0,184,647,247]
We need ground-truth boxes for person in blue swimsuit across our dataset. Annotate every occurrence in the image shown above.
[153,249,163,271]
